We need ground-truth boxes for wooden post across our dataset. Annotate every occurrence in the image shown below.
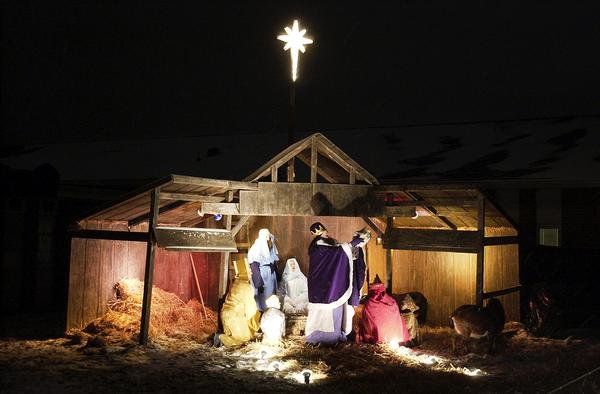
[386,216,393,292]
[475,193,485,307]
[287,158,295,182]
[349,168,356,185]
[271,165,278,182]
[310,137,317,183]
[219,191,234,298]
[139,187,159,345]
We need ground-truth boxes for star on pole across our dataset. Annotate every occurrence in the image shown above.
[277,20,313,82]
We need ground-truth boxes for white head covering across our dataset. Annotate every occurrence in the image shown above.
[281,258,309,314]
[247,228,279,265]
[281,258,306,284]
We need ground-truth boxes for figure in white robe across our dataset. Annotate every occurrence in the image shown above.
[280,258,309,314]
[260,295,286,345]
[247,228,279,311]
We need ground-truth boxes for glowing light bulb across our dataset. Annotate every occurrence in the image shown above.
[214,214,223,221]
[277,20,313,81]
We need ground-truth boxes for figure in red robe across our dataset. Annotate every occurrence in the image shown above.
[356,276,410,345]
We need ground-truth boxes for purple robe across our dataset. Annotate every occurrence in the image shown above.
[308,242,353,305]
[305,238,365,345]
[351,247,367,306]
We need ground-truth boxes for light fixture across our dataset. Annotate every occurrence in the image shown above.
[214,214,223,221]
[302,369,312,384]
[411,210,419,220]
[277,20,313,82]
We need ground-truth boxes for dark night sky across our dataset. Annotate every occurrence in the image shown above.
[4,1,600,147]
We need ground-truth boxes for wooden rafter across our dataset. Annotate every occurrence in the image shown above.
[405,191,457,230]
[128,200,188,227]
[244,133,379,185]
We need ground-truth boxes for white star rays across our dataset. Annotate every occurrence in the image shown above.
[277,20,313,82]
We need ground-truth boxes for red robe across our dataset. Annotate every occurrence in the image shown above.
[356,283,410,344]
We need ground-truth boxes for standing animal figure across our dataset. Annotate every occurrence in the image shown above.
[450,298,505,353]
[399,294,421,344]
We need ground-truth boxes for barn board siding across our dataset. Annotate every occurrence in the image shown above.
[98,221,114,318]
[389,246,518,325]
[365,240,387,289]
[66,218,222,329]
[484,244,519,321]
[391,250,478,325]
[66,237,86,329]
[82,221,102,327]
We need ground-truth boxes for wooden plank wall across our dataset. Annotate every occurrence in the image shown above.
[67,220,145,329]
[365,240,387,286]
[66,220,220,329]
[391,250,477,325]
[384,243,519,325]
[483,244,520,321]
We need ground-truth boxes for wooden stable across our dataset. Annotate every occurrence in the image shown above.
[66,133,520,343]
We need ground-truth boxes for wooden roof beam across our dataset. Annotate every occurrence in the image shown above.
[159,192,226,203]
[315,134,379,185]
[171,175,257,191]
[383,228,479,253]
[128,200,188,227]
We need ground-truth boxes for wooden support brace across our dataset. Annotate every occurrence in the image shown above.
[483,236,519,246]
[286,158,295,182]
[475,193,485,307]
[231,216,250,237]
[271,165,278,182]
[385,217,393,292]
[310,137,318,183]
[139,187,159,345]
[219,191,234,298]
[483,285,521,299]
[362,217,384,237]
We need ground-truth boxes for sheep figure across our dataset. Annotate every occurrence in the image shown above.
[450,298,505,354]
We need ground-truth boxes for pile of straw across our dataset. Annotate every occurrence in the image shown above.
[83,278,217,343]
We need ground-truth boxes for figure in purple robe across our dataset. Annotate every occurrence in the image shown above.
[305,222,369,345]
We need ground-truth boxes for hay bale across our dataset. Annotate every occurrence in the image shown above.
[286,313,307,336]
[82,278,217,343]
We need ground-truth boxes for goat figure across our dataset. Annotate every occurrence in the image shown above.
[450,298,505,354]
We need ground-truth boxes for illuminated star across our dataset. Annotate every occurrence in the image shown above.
[277,20,313,82]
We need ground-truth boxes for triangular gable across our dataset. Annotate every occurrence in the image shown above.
[244,133,379,185]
